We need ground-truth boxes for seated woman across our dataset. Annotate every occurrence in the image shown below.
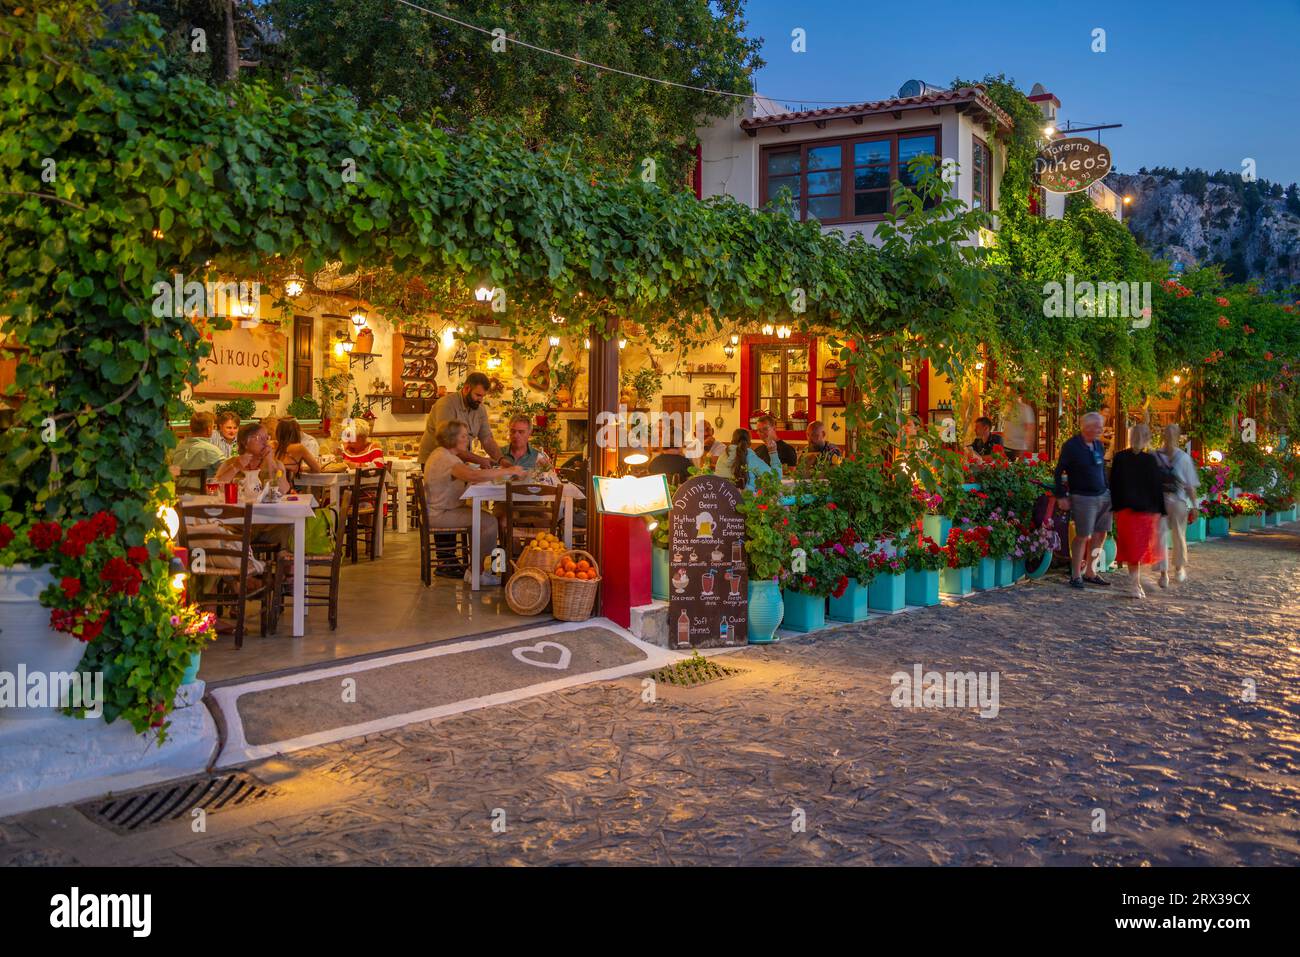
[275,417,321,485]
[714,428,781,491]
[341,419,386,468]
[424,420,525,586]
[210,421,295,555]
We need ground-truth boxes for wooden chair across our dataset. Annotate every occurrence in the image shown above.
[271,488,350,632]
[177,502,268,649]
[502,480,563,565]
[176,468,209,497]
[346,466,386,563]
[412,482,470,585]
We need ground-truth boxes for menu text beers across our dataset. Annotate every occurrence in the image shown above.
[668,476,747,647]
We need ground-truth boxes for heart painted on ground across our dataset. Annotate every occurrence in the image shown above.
[511,641,572,671]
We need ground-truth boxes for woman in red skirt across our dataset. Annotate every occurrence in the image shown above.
[1109,423,1167,599]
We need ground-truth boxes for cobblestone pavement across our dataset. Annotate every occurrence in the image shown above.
[4,527,1299,866]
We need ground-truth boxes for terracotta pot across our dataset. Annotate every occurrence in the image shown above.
[354,327,375,354]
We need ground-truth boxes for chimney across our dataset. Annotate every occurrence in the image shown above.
[1027,82,1060,128]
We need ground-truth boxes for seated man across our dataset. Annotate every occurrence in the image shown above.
[753,414,798,468]
[501,415,551,471]
[647,430,692,487]
[968,416,1004,461]
[800,419,842,469]
[171,411,226,483]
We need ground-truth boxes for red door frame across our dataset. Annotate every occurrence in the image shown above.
[740,333,818,441]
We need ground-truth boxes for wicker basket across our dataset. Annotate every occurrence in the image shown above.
[505,568,551,616]
[516,544,563,576]
[550,549,601,622]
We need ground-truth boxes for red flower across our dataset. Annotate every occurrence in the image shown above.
[832,575,849,599]
[0,524,12,549]
[50,608,76,633]
[79,611,110,643]
[826,502,837,510]
[1243,325,1254,335]
[100,556,143,597]
[27,521,62,551]
[90,511,117,538]
[789,535,800,547]
[1265,351,1274,361]
[60,577,82,599]
[757,504,767,511]
[127,545,150,564]
[1217,315,1230,328]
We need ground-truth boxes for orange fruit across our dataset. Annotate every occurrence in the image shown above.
[576,560,590,572]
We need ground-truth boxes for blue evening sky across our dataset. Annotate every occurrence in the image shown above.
[739,0,1300,186]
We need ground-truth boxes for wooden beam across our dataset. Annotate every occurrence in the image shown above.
[814,119,827,129]
[586,316,621,604]
[851,116,864,125]
[891,110,902,120]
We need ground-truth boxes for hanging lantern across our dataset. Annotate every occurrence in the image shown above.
[548,335,561,348]
[486,347,503,370]
[284,276,305,298]
[776,324,792,339]
[761,323,775,336]
[351,307,368,329]
[474,285,493,302]
[722,343,736,359]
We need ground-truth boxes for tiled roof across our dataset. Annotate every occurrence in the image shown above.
[739,86,1014,136]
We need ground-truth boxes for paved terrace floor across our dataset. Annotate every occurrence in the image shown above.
[3,523,1298,865]
[199,535,545,683]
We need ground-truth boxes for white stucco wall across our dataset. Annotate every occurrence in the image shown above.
[697,97,1005,245]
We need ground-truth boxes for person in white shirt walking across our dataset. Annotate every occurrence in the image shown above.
[1154,423,1200,586]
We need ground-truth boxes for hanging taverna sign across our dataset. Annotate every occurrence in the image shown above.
[1034,137,1112,193]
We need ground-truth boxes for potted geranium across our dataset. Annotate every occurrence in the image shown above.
[1202,497,1233,537]
[913,485,949,548]
[1229,495,1258,532]
[738,471,788,643]
[781,548,834,633]
[866,544,907,613]
[985,510,1019,586]
[901,531,946,607]
[827,530,875,624]
[941,527,982,596]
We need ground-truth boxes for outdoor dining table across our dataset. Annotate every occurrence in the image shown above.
[460,480,586,591]
[180,493,317,638]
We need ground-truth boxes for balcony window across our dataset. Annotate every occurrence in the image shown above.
[762,128,941,223]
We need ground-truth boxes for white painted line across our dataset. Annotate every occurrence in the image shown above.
[210,618,683,768]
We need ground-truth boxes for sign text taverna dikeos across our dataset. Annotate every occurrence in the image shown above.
[1034,137,1112,194]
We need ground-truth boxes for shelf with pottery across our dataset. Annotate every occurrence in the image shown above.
[682,371,736,381]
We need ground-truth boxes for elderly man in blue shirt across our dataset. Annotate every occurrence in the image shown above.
[501,415,551,471]
[1053,410,1113,589]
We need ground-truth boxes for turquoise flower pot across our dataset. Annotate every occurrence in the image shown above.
[1186,515,1206,543]
[995,557,1014,586]
[651,547,669,601]
[1026,550,1052,579]
[1229,514,1253,533]
[1252,512,1265,528]
[782,588,827,633]
[1207,516,1229,537]
[905,568,940,607]
[1012,558,1026,581]
[180,651,201,684]
[829,581,870,623]
[922,515,951,547]
[972,557,997,591]
[747,580,784,643]
[939,566,972,596]
[1289,507,1299,523]
[868,572,906,613]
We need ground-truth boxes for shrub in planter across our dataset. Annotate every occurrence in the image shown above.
[902,532,945,606]
[214,398,256,421]
[739,471,791,642]
[284,394,321,421]
[866,550,907,613]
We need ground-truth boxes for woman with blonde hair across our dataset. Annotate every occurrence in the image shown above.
[341,418,385,468]
[1154,423,1199,585]
[423,420,524,586]
[1108,422,1167,598]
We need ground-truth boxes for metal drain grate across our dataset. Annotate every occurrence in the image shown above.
[648,653,743,688]
[78,773,279,834]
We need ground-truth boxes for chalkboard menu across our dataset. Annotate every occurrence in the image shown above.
[669,476,747,648]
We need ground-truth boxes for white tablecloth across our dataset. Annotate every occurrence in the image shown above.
[179,494,317,637]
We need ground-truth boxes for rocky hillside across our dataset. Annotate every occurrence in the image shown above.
[1106,169,1300,290]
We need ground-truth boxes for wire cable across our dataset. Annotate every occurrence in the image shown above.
[390,0,880,107]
